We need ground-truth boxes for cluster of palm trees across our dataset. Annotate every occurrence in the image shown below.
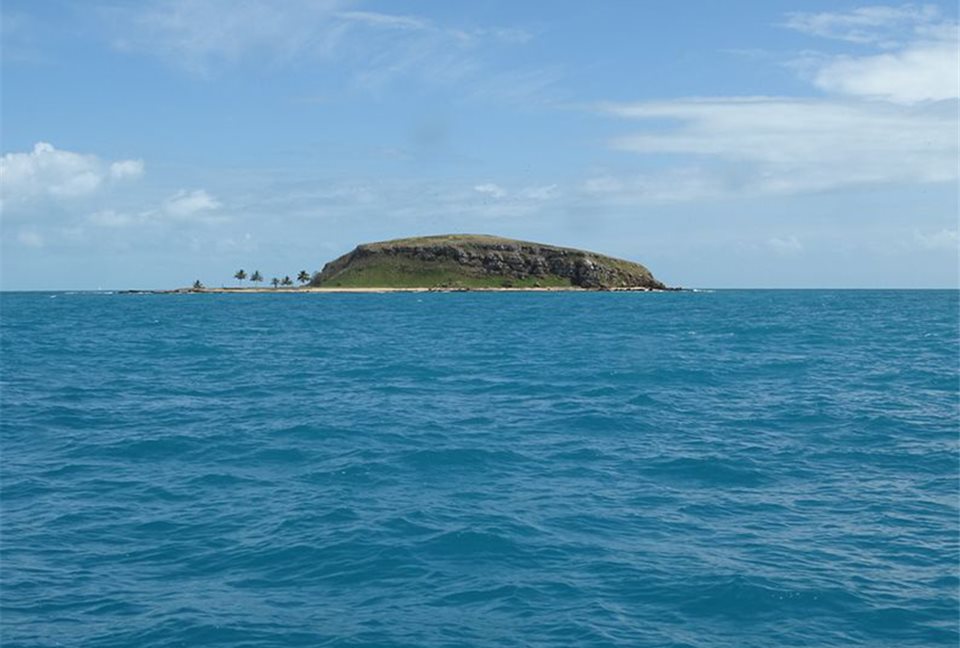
[232,269,312,289]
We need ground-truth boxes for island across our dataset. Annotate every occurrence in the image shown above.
[142,234,676,293]
[312,234,668,290]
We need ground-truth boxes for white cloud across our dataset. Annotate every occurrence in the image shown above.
[582,176,625,194]
[783,5,959,103]
[163,189,222,218]
[84,189,223,229]
[0,142,143,206]
[16,227,43,248]
[783,4,942,45]
[812,38,959,103]
[474,183,507,198]
[520,184,559,200]
[109,159,145,179]
[487,27,534,45]
[599,97,957,197]
[767,235,804,255]
[914,228,959,250]
[581,168,731,203]
[88,209,136,228]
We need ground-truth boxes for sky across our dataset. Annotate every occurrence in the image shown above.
[1,0,957,289]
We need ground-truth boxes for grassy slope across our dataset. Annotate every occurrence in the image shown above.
[321,255,574,288]
[361,234,522,248]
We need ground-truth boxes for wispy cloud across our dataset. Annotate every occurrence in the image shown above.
[16,227,44,248]
[0,9,48,63]
[331,11,543,100]
[334,10,430,32]
[580,167,734,204]
[103,0,542,101]
[474,183,507,199]
[767,235,804,256]
[521,184,559,200]
[163,189,221,218]
[87,209,136,228]
[599,97,956,197]
[913,228,958,250]
[108,0,348,74]
[782,4,942,46]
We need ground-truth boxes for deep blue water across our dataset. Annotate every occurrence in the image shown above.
[1,290,957,647]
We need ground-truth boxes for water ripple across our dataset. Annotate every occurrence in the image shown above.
[1,290,957,647]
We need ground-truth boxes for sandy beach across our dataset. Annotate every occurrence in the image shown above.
[136,285,671,295]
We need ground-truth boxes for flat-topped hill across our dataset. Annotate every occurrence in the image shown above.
[310,234,668,289]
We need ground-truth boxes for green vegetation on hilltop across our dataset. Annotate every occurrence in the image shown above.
[321,255,574,288]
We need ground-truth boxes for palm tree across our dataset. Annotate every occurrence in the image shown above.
[271,277,280,288]
[251,270,263,286]
[234,269,247,287]
[297,270,310,285]
[281,276,293,287]
[192,280,204,291]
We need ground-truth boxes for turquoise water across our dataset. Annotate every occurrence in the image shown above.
[1,290,957,647]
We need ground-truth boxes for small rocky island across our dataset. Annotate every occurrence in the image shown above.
[311,234,669,290]
[141,234,674,294]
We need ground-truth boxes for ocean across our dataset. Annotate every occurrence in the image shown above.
[1,290,957,647]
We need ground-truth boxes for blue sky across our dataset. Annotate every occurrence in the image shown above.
[1,0,957,289]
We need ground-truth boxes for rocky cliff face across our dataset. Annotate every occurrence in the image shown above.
[312,235,668,289]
